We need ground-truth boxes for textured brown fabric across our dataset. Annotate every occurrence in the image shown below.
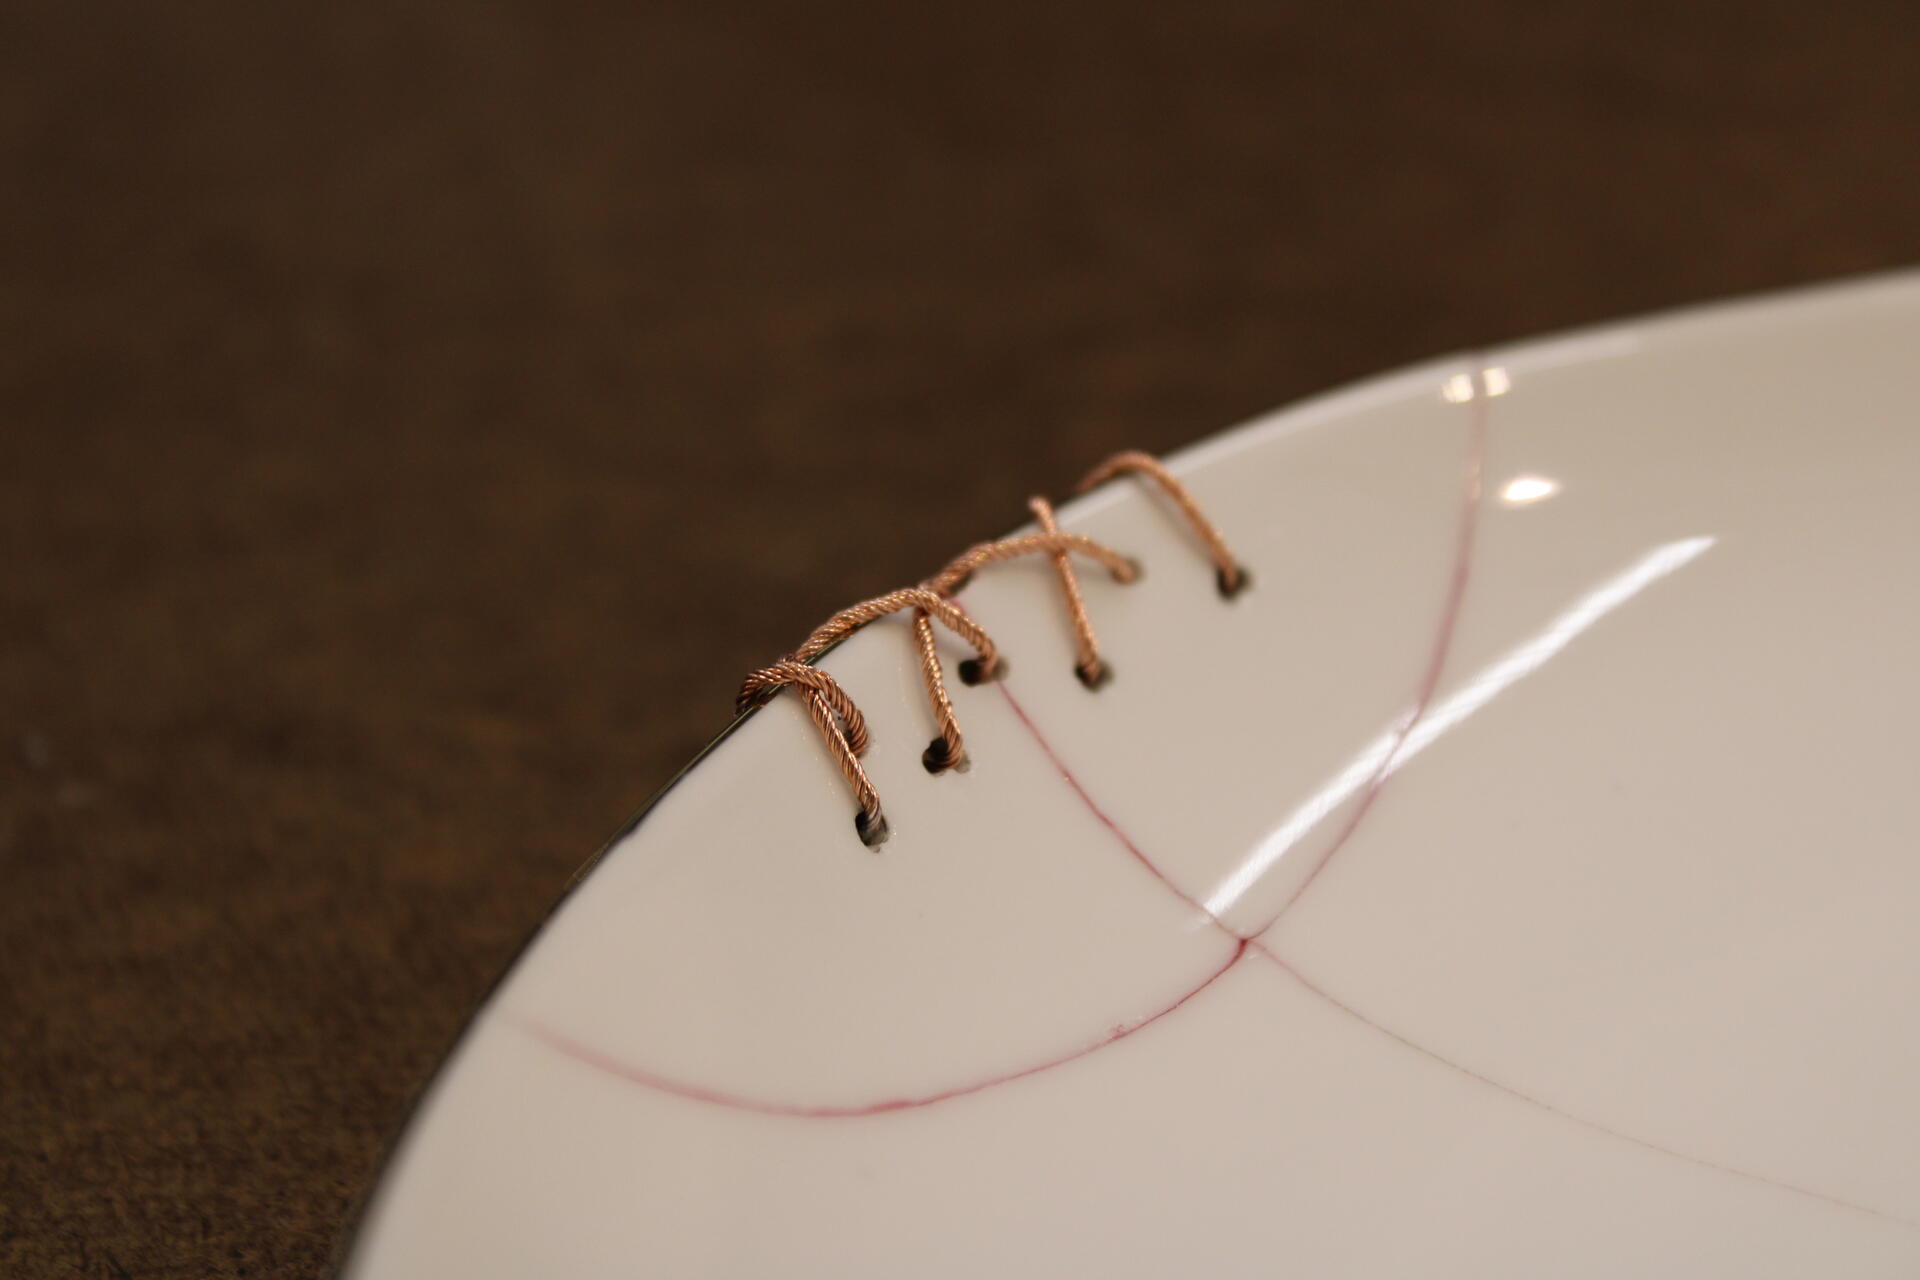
[5,1,1919,1275]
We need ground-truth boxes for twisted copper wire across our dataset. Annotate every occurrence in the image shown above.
[791,587,996,777]
[735,660,883,836]
[738,450,1240,847]
[1028,496,1109,687]
[736,660,872,754]
[787,588,998,671]
[1078,450,1248,596]
[921,531,1139,596]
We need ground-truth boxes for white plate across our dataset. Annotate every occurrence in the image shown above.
[343,270,1920,1277]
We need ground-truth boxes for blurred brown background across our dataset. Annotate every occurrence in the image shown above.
[4,1,1917,1275]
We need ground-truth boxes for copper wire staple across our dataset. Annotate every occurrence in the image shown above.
[737,450,1248,847]
[1079,451,1248,598]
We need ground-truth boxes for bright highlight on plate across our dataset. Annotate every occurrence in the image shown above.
[1501,475,1559,505]
[1442,366,1512,403]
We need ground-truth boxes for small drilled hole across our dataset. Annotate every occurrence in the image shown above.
[922,739,959,774]
[959,656,1005,685]
[1075,660,1112,690]
[854,808,890,848]
[1217,564,1253,600]
[1118,557,1145,583]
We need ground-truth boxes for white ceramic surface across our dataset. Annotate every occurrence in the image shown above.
[343,271,1920,1277]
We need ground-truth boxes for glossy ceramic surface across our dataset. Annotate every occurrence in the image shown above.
[343,271,1920,1277]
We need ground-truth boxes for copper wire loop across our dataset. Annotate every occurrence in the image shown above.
[1028,496,1107,687]
[1078,450,1248,595]
[737,450,1244,847]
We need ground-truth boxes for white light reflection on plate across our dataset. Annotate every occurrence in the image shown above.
[1203,535,1717,920]
[1442,366,1513,404]
[1501,475,1560,505]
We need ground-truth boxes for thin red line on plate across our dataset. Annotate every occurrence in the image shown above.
[1254,359,1489,933]
[512,940,1246,1119]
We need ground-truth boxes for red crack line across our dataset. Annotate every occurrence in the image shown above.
[1250,360,1490,936]
[511,940,1247,1119]
[995,679,1233,932]
[1247,941,1915,1230]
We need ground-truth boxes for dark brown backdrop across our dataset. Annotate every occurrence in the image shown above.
[5,2,1918,1275]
